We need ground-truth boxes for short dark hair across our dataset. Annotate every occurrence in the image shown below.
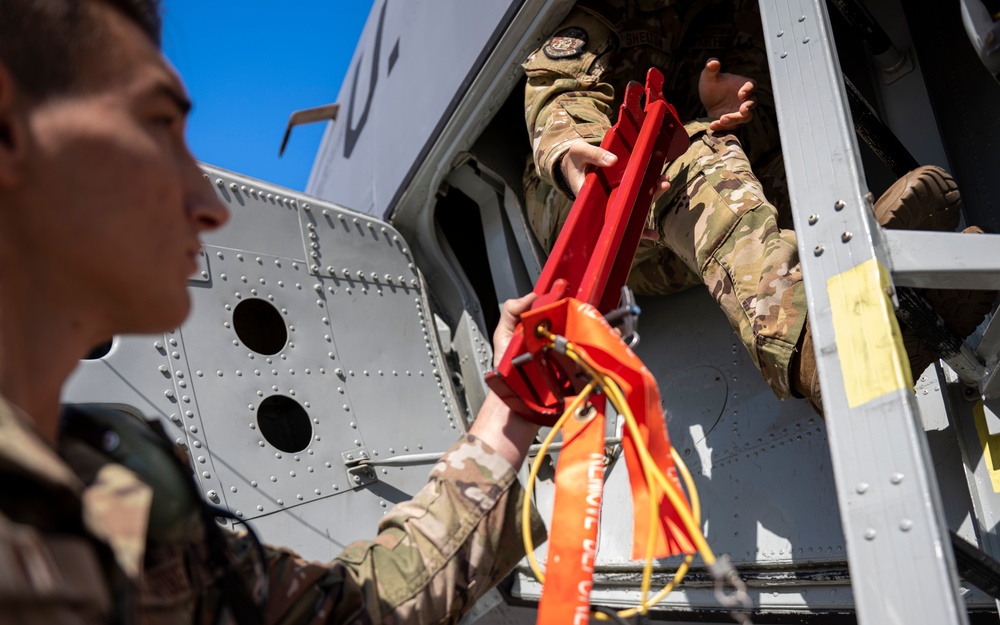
[0,0,162,98]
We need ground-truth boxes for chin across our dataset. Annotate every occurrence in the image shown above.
[125,293,191,334]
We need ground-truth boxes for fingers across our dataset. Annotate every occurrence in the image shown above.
[738,79,756,101]
[501,292,537,321]
[651,174,671,204]
[493,292,538,366]
[702,57,721,78]
[710,101,756,131]
[640,228,660,241]
[562,140,618,195]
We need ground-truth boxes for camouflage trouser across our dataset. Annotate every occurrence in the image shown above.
[523,124,807,399]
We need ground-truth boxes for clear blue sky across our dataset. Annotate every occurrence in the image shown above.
[162,1,375,192]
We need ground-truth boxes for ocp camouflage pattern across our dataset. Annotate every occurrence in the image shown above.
[0,395,545,625]
[522,0,805,399]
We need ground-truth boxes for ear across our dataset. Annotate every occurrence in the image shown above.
[0,61,28,189]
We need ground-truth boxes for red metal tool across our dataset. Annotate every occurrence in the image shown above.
[486,68,689,425]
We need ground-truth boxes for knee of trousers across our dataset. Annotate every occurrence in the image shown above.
[657,133,807,399]
[701,206,807,400]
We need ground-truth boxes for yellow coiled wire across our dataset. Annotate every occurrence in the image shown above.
[520,331,717,619]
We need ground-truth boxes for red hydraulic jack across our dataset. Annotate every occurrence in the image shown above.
[486,68,689,426]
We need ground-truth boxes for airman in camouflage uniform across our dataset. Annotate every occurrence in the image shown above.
[0,0,544,622]
[524,0,803,398]
[1,398,543,624]
[523,2,992,408]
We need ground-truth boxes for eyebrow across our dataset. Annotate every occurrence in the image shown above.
[153,83,193,116]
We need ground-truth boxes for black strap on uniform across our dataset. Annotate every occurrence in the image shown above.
[141,418,269,625]
[62,408,268,625]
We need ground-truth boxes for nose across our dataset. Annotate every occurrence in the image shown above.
[186,162,230,233]
[189,184,229,232]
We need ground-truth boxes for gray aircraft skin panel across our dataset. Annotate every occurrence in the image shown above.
[64,166,465,555]
[306,0,523,219]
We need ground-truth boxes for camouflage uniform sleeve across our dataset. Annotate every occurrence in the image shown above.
[257,434,546,625]
[523,7,619,194]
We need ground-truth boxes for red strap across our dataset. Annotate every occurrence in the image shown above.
[537,397,607,625]
[522,299,696,562]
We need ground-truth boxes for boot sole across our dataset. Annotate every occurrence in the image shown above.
[874,165,962,232]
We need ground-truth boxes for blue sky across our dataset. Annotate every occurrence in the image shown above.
[162,2,375,191]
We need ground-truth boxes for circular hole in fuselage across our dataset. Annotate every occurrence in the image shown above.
[84,339,114,360]
[257,395,312,453]
[233,298,287,355]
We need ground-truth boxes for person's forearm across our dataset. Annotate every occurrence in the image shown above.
[468,391,540,470]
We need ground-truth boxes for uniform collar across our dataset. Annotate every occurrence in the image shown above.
[0,394,83,495]
[0,395,152,579]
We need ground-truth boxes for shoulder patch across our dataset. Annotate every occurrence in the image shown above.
[543,27,589,59]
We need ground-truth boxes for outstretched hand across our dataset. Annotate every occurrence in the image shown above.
[699,59,756,132]
[559,139,668,241]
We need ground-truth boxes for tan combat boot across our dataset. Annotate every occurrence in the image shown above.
[791,166,996,414]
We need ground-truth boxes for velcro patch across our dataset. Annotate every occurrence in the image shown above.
[543,27,589,59]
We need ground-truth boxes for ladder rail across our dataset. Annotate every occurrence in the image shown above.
[759,1,969,623]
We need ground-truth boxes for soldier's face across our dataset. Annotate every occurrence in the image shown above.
[4,3,228,339]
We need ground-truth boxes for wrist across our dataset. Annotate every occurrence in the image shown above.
[553,156,576,199]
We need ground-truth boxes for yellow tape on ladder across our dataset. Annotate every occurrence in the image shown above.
[826,258,913,408]
[973,401,1000,493]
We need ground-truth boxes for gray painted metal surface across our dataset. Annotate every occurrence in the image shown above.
[306,0,524,219]
[512,288,992,614]
[64,165,466,559]
[761,1,967,623]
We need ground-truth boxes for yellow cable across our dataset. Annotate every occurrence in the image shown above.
[520,331,719,619]
[563,345,716,565]
[521,381,597,584]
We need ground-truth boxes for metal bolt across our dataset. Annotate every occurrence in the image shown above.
[834,200,845,211]
[841,231,853,242]
[864,528,877,540]
[856,482,869,494]
[207,490,219,502]
[808,214,818,225]
[813,245,824,256]
[890,472,904,484]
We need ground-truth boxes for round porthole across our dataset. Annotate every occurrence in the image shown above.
[84,339,114,360]
[257,395,312,453]
[233,298,287,355]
